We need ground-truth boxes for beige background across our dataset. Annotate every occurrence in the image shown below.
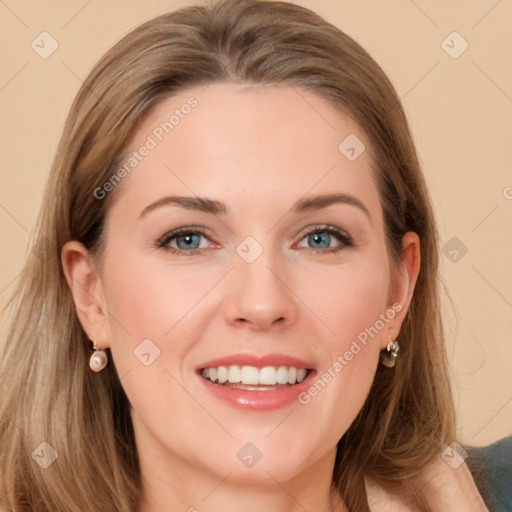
[0,0,510,447]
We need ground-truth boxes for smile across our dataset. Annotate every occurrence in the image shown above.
[195,353,316,410]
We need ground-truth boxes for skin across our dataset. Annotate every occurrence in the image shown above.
[368,456,490,511]
[61,83,486,512]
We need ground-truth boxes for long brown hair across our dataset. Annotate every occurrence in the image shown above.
[0,1,455,510]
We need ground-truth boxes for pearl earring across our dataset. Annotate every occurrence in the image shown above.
[89,343,108,372]
[381,338,400,368]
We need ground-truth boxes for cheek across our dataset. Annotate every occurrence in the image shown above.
[304,258,391,347]
[99,257,207,428]
[99,256,195,385]
[295,262,390,436]
[101,252,218,340]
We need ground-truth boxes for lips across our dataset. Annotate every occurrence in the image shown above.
[195,353,316,411]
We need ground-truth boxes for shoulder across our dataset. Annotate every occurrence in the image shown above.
[365,446,493,512]
[365,476,421,512]
[465,436,512,512]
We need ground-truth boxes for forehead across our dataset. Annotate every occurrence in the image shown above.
[109,83,380,223]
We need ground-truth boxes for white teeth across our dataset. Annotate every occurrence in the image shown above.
[287,366,297,384]
[227,365,241,383]
[201,364,309,386]
[217,366,228,383]
[241,366,259,385]
[276,366,289,385]
[259,366,276,385]
[296,369,307,383]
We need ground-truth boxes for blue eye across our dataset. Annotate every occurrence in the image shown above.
[297,226,353,254]
[156,225,353,256]
[156,227,210,255]
[173,233,202,250]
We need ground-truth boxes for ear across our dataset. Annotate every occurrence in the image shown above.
[380,231,421,349]
[61,240,110,349]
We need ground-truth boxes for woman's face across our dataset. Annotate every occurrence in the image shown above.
[71,84,416,487]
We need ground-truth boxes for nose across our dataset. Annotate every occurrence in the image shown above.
[223,248,299,331]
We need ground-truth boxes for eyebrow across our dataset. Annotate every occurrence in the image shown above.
[139,193,371,220]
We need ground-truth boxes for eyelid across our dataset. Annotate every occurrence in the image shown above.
[297,224,353,243]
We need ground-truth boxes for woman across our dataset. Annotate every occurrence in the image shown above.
[0,0,505,510]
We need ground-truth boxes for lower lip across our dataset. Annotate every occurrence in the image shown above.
[197,371,317,411]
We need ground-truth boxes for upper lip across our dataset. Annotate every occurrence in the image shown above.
[197,353,315,371]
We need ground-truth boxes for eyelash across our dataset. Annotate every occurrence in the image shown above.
[155,225,354,256]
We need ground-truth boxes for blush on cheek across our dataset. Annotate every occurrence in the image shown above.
[103,259,195,335]
[326,287,389,350]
